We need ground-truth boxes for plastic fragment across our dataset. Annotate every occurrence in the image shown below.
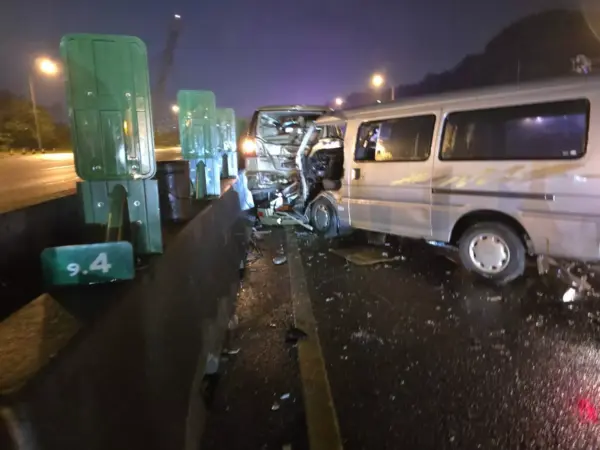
[273,255,287,265]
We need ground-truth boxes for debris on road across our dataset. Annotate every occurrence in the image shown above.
[350,328,384,345]
[273,255,287,265]
[537,254,597,302]
[228,314,239,330]
[487,295,502,302]
[330,246,401,266]
[563,287,579,303]
[286,326,308,343]
[271,402,280,411]
[222,348,241,356]
[280,393,291,400]
[252,229,272,240]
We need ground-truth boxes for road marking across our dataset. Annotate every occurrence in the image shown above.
[286,228,343,450]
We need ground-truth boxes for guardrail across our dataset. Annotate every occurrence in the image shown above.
[0,182,249,449]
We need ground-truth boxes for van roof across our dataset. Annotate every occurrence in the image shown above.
[316,76,600,124]
[255,105,330,113]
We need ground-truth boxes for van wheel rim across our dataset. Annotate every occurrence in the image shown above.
[468,233,510,274]
[314,204,330,230]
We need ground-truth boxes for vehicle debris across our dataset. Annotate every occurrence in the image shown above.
[563,287,578,303]
[280,393,291,400]
[273,255,287,265]
[286,326,308,343]
[222,348,241,356]
[252,229,272,240]
[329,246,400,266]
[537,255,596,302]
[350,328,384,345]
[271,402,280,411]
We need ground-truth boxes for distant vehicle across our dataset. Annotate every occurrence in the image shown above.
[240,105,330,202]
[302,77,600,284]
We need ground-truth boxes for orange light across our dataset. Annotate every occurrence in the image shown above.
[241,138,257,155]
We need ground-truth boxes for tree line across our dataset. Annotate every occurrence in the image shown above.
[0,90,70,150]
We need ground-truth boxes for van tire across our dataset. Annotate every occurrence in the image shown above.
[457,222,525,285]
[310,197,337,238]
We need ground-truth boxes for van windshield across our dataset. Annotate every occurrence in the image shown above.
[256,111,325,145]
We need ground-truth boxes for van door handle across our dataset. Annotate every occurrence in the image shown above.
[352,168,361,180]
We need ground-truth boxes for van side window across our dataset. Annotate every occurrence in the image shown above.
[440,99,589,161]
[354,115,436,162]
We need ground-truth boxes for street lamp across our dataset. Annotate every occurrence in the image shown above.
[171,104,180,114]
[29,57,60,150]
[334,97,344,107]
[38,58,59,76]
[370,72,395,101]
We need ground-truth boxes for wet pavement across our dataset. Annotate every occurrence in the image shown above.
[201,230,309,450]
[203,227,600,449]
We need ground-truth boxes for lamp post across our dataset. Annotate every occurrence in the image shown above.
[29,57,59,150]
[370,72,395,101]
[334,97,344,107]
[171,104,180,114]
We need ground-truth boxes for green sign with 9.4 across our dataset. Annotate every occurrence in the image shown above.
[41,242,135,286]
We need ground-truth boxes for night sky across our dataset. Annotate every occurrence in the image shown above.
[0,0,589,118]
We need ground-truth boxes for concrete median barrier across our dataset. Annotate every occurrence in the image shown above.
[0,184,248,450]
[0,195,84,318]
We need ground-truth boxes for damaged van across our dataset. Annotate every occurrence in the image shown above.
[302,77,600,285]
[240,105,330,202]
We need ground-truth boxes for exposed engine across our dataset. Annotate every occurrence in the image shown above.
[299,137,344,205]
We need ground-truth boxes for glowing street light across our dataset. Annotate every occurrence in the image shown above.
[334,97,344,107]
[171,104,180,114]
[36,57,59,76]
[370,72,395,101]
[371,73,385,88]
[29,56,60,150]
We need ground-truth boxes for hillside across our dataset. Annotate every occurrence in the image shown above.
[344,9,600,108]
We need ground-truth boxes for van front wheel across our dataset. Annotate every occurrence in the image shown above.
[458,222,525,285]
[310,198,337,238]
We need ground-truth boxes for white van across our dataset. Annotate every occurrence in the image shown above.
[304,77,600,284]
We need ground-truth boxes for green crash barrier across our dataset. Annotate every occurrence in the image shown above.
[216,108,238,179]
[177,90,221,197]
[41,34,162,287]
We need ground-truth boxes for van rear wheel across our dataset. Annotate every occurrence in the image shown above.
[458,222,525,285]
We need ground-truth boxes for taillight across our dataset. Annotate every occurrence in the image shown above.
[241,138,257,157]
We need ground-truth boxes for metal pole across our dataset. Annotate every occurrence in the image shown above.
[28,75,42,150]
[391,85,395,101]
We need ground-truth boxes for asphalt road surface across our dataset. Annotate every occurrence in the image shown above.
[0,148,181,213]
[203,226,600,450]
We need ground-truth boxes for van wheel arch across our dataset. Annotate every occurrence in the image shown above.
[450,210,532,253]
